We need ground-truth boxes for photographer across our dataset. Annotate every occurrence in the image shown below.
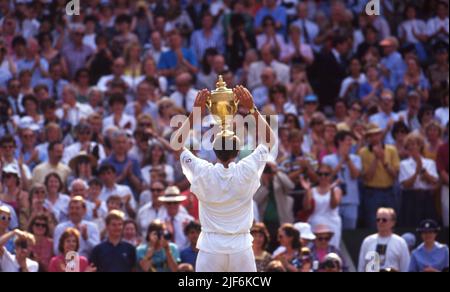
[137,219,180,272]
[0,229,38,272]
[254,162,295,250]
[323,131,362,230]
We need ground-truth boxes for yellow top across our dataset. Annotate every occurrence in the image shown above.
[359,145,400,188]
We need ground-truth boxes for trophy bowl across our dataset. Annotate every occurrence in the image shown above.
[207,75,239,137]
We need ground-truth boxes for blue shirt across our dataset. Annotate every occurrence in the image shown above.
[16,57,49,87]
[322,154,362,205]
[90,240,136,272]
[136,243,180,272]
[102,155,143,192]
[380,52,406,90]
[369,111,399,145]
[180,246,198,268]
[254,6,288,35]
[158,48,198,85]
[409,242,449,272]
[190,28,225,62]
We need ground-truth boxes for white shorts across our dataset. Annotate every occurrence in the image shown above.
[196,248,257,272]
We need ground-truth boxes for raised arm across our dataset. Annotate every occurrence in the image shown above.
[169,89,209,156]
[234,86,277,150]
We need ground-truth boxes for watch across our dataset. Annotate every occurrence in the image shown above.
[249,106,257,114]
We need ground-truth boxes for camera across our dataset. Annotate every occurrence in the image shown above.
[157,230,172,241]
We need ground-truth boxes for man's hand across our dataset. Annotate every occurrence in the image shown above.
[234,85,254,111]
[193,89,210,115]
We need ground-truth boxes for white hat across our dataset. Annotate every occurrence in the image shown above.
[294,222,316,241]
[2,164,20,178]
[18,116,40,131]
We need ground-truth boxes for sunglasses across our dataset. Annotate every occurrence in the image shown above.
[0,215,11,222]
[317,172,331,177]
[317,236,331,242]
[34,223,47,228]
[17,241,28,249]
[376,218,389,223]
[151,188,164,193]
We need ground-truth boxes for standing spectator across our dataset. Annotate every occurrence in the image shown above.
[170,73,199,113]
[28,215,53,272]
[136,219,180,272]
[369,89,399,145]
[186,0,210,31]
[160,186,194,250]
[398,4,429,63]
[62,25,94,79]
[32,142,71,185]
[436,126,449,227]
[251,223,272,272]
[180,221,201,269]
[292,2,319,47]
[42,62,69,101]
[55,85,94,128]
[379,37,405,90]
[158,29,198,86]
[301,164,343,248]
[16,38,48,87]
[190,12,224,64]
[53,197,100,258]
[144,31,169,66]
[254,0,287,35]
[398,91,422,132]
[62,123,105,165]
[409,219,449,272]
[323,131,362,230]
[0,229,38,272]
[111,14,139,58]
[358,208,410,272]
[256,16,285,53]
[90,210,136,272]
[359,124,400,228]
[247,44,290,90]
[401,56,430,102]
[399,133,439,227]
[426,1,449,45]
[48,228,95,272]
[254,162,295,247]
[280,24,314,65]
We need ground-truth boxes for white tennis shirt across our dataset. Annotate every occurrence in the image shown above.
[181,144,269,254]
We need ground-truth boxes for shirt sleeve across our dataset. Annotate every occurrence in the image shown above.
[425,160,439,180]
[408,252,419,272]
[238,144,270,179]
[399,239,411,272]
[180,149,210,184]
[398,160,411,184]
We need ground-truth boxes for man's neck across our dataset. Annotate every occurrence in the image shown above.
[424,241,435,250]
[114,153,127,162]
[378,230,392,238]
[108,236,122,246]
[49,160,59,167]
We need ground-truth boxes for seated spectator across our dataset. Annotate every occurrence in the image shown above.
[273,223,301,272]
[48,227,95,272]
[136,219,180,272]
[170,72,198,113]
[251,223,272,272]
[90,210,136,272]
[180,221,201,269]
[358,208,410,272]
[309,224,345,272]
[137,180,168,235]
[28,214,53,272]
[122,220,141,247]
[1,164,29,215]
[103,94,136,132]
[322,253,343,273]
[409,219,449,272]
[281,25,314,66]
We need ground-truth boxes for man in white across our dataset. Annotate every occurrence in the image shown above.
[170,72,198,113]
[56,85,94,127]
[0,230,38,272]
[171,86,276,272]
[358,208,410,272]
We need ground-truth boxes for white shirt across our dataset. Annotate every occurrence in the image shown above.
[280,40,314,63]
[247,61,290,90]
[426,17,449,42]
[45,194,71,222]
[99,184,137,212]
[398,19,427,44]
[53,220,100,257]
[256,34,286,50]
[181,144,269,254]
[399,157,439,190]
[134,75,168,94]
[339,74,367,98]
[435,107,449,127]
[358,234,410,272]
[163,211,194,250]
[56,102,94,127]
[1,248,39,272]
[102,114,136,132]
[170,88,199,113]
[137,203,168,237]
[62,142,106,165]
[291,18,319,45]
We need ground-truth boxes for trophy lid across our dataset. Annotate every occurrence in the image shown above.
[211,75,233,99]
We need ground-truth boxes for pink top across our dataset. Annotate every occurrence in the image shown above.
[30,237,54,272]
[48,255,89,272]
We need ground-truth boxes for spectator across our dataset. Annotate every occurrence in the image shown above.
[409,219,449,272]
[426,1,449,45]
[0,135,32,185]
[256,16,285,54]
[398,91,422,132]
[398,4,428,63]
[401,56,430,102]
[339,58,367,101]
[0,205,18,252]
[436,126,449,227]
[180,221,201,269]
[435,90,449,128]
[159,186,194,250]
[292,2,319,47]
[323,131,362,230]
[392,121,411,160]
[122,220,141,247]
[252,67,277,109]
[16,38,49,87]
[137,180,168,235]
[55,85,94,128]
[141,142,175,187]
[301,164,343,248]
[399,133,439,227]
[62,123,105,165]
[62,25,94,79]
[0,229,38,272]
[190,12,224,64]
[96,57,133,93]
[124,80,159,120]
[359,124,400,228]
[322,253,343,273]
[428,44,449,109]
[28,214,53,272]
[423,121,444,160]
[53,196,100,258]
[170,72,199,113]
[273,223,301,272]
[32,142,71,185]
[379,37,405,90]
[1,164,29,215]
[254,0,287,35]
[48,227,95,272]
[369,89,399,145]
[103,94,137,132]
[42,62,69,100]
[90,210,136,272]
[281,24,314,66]
[247,44,290,91]
[136,219,180,272]
[358,208,410,272]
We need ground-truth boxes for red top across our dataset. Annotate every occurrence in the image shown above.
[48,255,90,272]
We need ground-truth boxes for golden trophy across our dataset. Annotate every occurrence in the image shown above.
[207,75,239,138]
